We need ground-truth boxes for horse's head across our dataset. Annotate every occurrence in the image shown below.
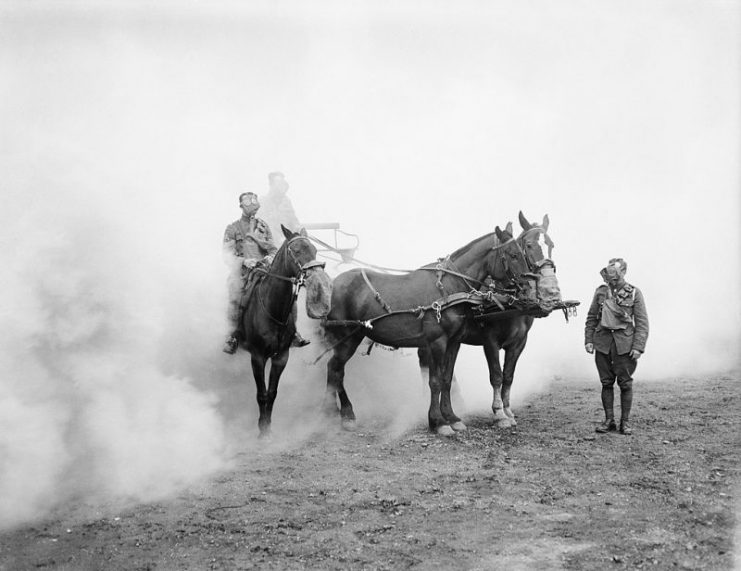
[517,211,554,267]
[515,211,561,312]
[487,225,532,286]
[279,225,332,318]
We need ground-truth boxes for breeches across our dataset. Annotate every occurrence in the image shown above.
[595,339,637,390]
[227,274,246,324]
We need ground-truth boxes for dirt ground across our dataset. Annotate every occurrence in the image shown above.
[1,372,738,571]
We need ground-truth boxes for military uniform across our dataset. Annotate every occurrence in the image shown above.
[585,280,649,433]
[223,215,278,339]
[260,190,300,244]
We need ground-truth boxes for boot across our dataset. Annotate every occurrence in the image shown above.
[596,385,616,433]
[292,332,311,348]
[619,387,633,435]
[595,418,617,433]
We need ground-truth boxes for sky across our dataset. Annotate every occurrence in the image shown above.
[0,0,739,530]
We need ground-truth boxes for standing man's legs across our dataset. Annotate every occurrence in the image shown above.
[595,340,617,432]
[614,352,637,435]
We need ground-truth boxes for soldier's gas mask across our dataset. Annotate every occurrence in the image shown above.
[600,259,626,286]
[240,193,260,218]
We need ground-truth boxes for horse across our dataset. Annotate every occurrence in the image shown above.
[418,212,556,428]
[322,225,532,436]
[240,225,332,437]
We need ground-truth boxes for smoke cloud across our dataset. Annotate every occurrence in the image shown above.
[1,1,738,530]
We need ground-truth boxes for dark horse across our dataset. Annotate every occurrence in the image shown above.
[323,226,532,435]
[240,225,332,437]
[418,212,555,428]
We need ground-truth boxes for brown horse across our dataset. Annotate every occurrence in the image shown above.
[418,212,557,427]
[241,225,332,437]
[322,226,532,435]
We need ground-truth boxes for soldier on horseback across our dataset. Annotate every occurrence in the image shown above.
[222,191,310,354]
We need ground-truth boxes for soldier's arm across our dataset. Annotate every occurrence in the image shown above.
[631,288,649,353]
[584,287,602,345]
[222,226,245,271]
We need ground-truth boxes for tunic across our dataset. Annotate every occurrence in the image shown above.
[584,282,649,355]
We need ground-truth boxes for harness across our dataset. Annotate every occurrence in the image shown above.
[325,235,528,331]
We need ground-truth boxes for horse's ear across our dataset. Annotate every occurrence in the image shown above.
[542,214,549,231]
[281,224,293,240]
[299,227,308,237]
[505,221,513,235]
[518,211,532,231]
[495,226,506,242]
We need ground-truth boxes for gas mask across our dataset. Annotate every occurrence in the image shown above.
[241,194,260,217]
[519,259,562,311]
[600,260,626,284]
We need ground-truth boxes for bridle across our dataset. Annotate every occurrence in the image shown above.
[431,234,531,294]
[254,235,326,326]
[517,226,555,270]
[490,235,531,287]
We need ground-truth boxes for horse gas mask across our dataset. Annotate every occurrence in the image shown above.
[518,259,562,312]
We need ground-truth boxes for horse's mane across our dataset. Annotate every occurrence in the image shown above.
[269,234,295,270]
[448,231,512,259]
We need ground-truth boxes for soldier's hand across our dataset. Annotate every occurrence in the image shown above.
[243,258,257,269]
[584,343,594,354]
[630,349,642,360]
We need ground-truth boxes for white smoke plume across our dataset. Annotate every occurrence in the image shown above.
[1,1,739,531]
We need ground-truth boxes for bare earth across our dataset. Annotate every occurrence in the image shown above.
[1,373,738,571]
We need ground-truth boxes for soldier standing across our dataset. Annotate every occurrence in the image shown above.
[222,192,277,354]
[584,258,649,435]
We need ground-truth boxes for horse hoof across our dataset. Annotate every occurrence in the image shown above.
[341,419,358,431]
[436,425,456,437]
[258,430,272,441]
[450,421,467,432]
[495,417,514,428]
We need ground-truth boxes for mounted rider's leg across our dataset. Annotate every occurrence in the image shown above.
[595,344,618,433]
[223,272,248,354]
[290,305,311,347]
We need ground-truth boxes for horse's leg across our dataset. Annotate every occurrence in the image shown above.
[482,333,511,427]
[427,341,454,436]
[325,329,364,429]
[261,347,289,437]
[418,347,430,388]
[250,353,272,438]
[439,342,466,432]
[501,341,527,425]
